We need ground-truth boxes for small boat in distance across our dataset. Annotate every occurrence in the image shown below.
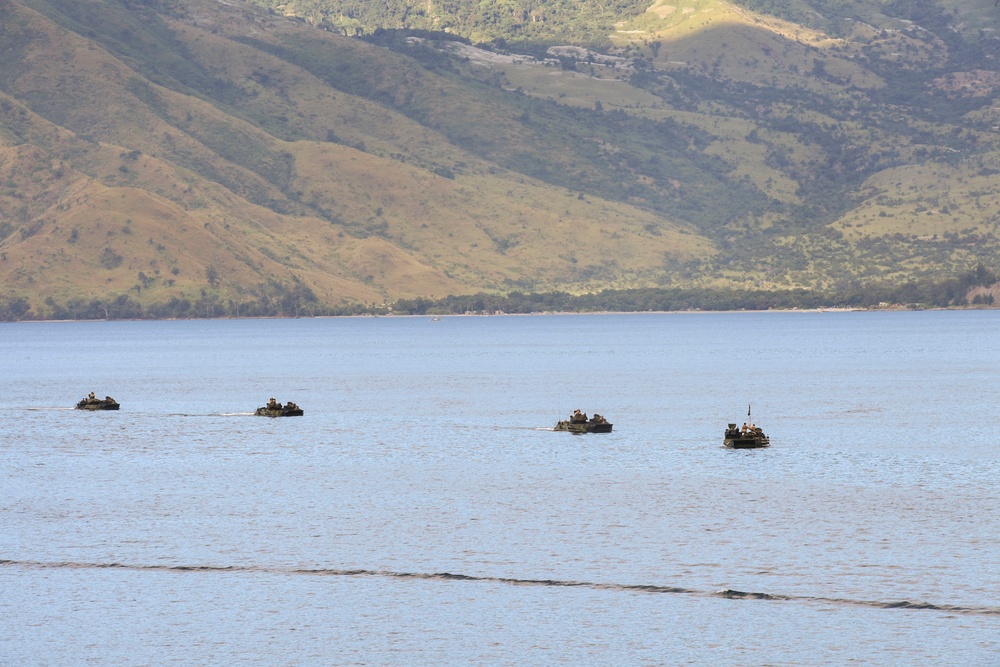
[255,398,303,417]
[75,393,120,411]
[724,405,769,448]
[554,409,613,434]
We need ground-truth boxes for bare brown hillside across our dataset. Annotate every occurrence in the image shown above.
[0,0,712,317]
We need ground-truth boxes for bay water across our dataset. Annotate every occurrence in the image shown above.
[2,312,998,665]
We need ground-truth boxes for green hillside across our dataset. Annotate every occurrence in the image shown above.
[1,0,999,319]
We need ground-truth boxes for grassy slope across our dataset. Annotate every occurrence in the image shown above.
[520,0,1000,288]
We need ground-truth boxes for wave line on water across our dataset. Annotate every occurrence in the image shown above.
[3,559,996,616]
[712,588,993,614]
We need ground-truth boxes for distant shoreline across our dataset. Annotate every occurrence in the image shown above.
[11,306,997,324]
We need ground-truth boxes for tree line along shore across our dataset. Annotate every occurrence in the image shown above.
[2,266,996,321]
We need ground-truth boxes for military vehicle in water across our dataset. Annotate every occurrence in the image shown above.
[75,395,119,410]
[255,399,303,417]
[723,422,769,448]
[554,410,612,433]
[724,405,769,448]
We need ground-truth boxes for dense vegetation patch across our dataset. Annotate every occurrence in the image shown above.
[393,265,999,314]
[243,0,652,46]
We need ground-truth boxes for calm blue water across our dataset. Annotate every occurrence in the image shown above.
[2,312,998,665]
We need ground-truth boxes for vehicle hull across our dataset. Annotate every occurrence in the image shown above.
[554,420,613,433]
[75,399,119,411]
[255,406,303,417]
[723,435,769,449]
